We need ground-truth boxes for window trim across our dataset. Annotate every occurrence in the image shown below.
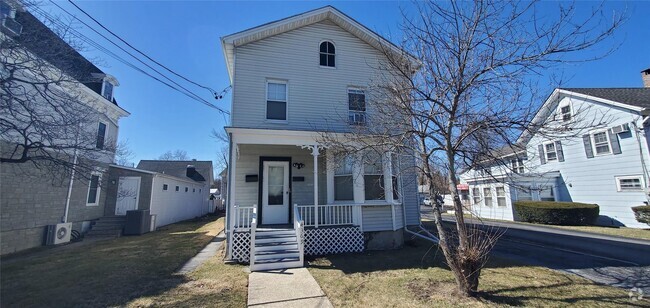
[101,79,114,101]
[163,184,168,191]
[483,186,493,207]
[333,155,354,201]
[96,121,108,150]
[615,175,644,192]
[363,152,384,201]
[543,141,557,162]
[511,158,525,174]
[348,87,367,125]
[471,187,481,206]
[496,186,507,207]
[265,79,289,123]
[319,40,336,69]
[591,130,612,156]
[559,102,573,122]
[86,171,102,206]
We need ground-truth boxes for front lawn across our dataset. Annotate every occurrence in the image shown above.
[0,215,247,308]
[308,239,646,307]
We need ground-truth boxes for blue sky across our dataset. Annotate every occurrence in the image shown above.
[39,1,650,173]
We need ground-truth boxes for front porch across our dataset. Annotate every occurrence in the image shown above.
[225,128,405,269]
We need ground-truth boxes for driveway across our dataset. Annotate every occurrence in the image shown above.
[420,206,650,295]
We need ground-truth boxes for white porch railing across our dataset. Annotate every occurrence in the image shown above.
[233,205,255,230]
[297,204,355,227]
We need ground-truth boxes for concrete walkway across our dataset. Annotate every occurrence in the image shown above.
[248,268,333,308]
[175,231,225,275]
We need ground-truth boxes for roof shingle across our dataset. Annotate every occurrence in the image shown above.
[561,88,650,109]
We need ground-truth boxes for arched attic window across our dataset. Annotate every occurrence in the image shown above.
[319,41,335,67]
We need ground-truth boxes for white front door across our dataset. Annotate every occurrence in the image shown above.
[115,176,140,216]
[262,161,290,225]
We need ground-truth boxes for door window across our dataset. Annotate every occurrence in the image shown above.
[267,165,285,205]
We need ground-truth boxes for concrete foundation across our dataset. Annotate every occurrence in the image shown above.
[364,228,404,250]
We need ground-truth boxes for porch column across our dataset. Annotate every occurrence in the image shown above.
[326,151,335,204]
[227,141,237,259]
[352,152,365,204]
[312,145,320,228]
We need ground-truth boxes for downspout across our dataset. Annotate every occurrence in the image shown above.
[62,147,78,223]
[632,119,650,204]
[397,153,439,244]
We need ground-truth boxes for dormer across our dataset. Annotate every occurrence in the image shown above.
[92,73,119,103]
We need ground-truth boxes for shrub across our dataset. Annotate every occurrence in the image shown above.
[514,201,599,225]
[632,205,650,226]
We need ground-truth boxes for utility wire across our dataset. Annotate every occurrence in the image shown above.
[47,1,225,113]
[35,2,229,114]
[66,0,221,97]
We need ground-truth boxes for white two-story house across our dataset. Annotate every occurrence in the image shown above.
[461,73,650,228]
[221,6,421,271]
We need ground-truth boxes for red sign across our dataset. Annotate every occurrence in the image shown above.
[456,184,469,190]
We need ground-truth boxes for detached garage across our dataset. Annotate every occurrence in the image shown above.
[105,160,213,230]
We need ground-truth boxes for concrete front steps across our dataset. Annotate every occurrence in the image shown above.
[85,216,125,238]
[250,228,303,271]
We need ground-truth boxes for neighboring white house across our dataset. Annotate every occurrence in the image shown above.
[461,77,650,228]
[221,6,421,271]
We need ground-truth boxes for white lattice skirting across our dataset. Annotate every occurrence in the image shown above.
[231,231,250,262]
[304,226,364,255]
[230,226,364,263]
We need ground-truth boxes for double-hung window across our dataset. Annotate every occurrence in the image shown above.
[496,186,506,207]
[472,187,481,205]
[511,158,525,173]
[364,152,384,200]
[348,89,366,125]
[96,122,107,150]
[390,154,399,200]
[560,105,571,122]
[483,187,493,206]
[334,155,354,201]
[539,186,555,201]
[544,143,557,161]
[515,186,533,201]
[266,81,287,121]
[102,80,114,101]
[86,172,101,205]
[592,131,611,155]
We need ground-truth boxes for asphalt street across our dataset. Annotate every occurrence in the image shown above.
[419,206,650,295]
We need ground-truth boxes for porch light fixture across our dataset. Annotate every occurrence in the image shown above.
[292,162,305,169]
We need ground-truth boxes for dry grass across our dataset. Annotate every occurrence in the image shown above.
[308,239,647,307]
[0,215,248,308]
[542,225,650,241]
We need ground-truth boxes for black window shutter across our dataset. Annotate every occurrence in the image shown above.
[555,141,564,162]
[538,144,546,164]
[582,134,594,158]
[608,129,622,155]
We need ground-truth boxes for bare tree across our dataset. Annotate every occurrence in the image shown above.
[158,149,189,161]
[1,4,118,183]
[320,0,623,297]
[113,140,135,167]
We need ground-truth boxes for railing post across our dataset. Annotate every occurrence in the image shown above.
[250,207,257,269]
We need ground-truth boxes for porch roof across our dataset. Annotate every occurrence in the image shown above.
[226,127,347,146]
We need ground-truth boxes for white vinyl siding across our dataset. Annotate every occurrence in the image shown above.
[231,20,386,132]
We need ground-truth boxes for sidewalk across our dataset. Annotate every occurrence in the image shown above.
[175,231,225,275]
[248,268,333,308]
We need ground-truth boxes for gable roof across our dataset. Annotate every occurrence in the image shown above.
[560,88,650,109]
[516,88,649,144]
[14,9,120,106]
[220,6,418,82]
[137,160,213,184]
